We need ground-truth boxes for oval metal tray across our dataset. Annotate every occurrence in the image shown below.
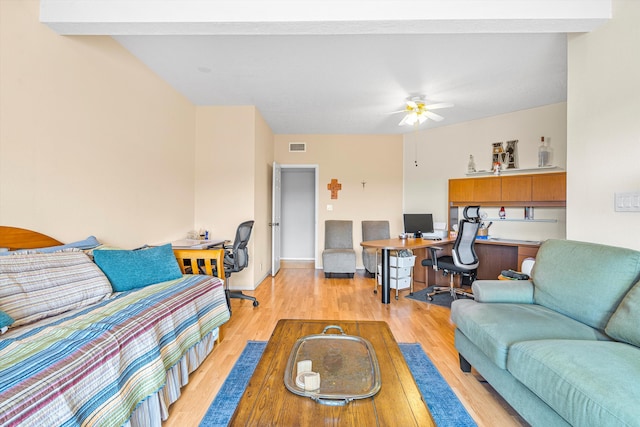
[284,325,381,406]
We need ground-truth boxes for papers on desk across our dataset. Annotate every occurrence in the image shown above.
[170,239,225,249]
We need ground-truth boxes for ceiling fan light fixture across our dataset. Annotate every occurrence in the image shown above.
[397,96,453,127]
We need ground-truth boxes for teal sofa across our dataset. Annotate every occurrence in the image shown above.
[451,239,640,427]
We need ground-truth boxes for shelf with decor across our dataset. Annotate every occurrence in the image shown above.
[465,166,562,177]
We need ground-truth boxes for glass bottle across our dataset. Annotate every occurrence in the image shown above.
[499,206,506,219]
[467,155,476,173]
[538,137,550,167]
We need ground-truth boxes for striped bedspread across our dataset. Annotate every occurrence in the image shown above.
[0,275,230,427]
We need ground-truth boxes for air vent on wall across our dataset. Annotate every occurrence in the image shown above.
[289,142,306,152]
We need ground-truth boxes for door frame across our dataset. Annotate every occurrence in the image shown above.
[279,164,319,268]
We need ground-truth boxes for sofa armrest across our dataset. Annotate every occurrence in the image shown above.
[472,280,534,304]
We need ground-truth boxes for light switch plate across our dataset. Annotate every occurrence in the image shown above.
[615,191,640,212]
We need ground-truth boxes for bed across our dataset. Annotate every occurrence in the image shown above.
[0,226,231,427]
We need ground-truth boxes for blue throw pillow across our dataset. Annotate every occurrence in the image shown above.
[0,310,14,331]
[93,244,182,292]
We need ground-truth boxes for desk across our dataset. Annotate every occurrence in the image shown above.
[413,238,541,287]
[170,238,226,249]
[360,238,454,304]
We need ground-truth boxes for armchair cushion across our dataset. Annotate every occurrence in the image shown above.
[324,220,354,249]
[322,249,356,274]
[323,220,356,274]
[361,221,390,274]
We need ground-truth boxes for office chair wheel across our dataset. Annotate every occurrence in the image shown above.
[395,295,399,300]
[373,289,377,294]
[253,300,259,307]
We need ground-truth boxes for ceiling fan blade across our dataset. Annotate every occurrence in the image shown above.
[398,115,410,126]
[417,114,428,124]
[389,110,407,114]
[424,102,454,110]
[424,111,444,121]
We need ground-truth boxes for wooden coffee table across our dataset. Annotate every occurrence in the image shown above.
[229,319,435,426]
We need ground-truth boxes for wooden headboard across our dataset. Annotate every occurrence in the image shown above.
[0,226,63,251]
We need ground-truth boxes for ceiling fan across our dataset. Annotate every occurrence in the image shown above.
[394,96,454,127]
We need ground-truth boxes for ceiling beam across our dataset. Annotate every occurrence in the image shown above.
[40,0,611,35]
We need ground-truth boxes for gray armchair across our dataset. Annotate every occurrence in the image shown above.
[322,220,356,278]
[361,220,390,277]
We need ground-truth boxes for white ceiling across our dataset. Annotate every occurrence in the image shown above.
[40,0,611,135]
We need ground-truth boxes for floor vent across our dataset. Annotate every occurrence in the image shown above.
[289,142,306,152]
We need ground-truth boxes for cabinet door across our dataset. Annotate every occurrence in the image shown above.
[473,177,501,203]
[501,176,532,202]
[449,179,474,203]
[532,173,566,202]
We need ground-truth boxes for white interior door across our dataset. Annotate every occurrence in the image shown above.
[271,161,282,276]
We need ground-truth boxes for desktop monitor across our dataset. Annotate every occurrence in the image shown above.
[403,214,434,238]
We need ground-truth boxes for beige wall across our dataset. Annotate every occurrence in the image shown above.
[0,1,196,248]
[404,103,568,242]
[274,134,404,268]
[567,0,640,250]
[194,106,274,289]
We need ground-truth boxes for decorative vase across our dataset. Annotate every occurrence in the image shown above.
[467,155,476,173]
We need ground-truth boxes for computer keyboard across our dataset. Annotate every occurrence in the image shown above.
[421,234,442,241]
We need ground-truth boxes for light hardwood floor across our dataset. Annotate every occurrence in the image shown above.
[164,264,528,427]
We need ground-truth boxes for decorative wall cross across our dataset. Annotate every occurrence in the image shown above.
[327,178,342,199]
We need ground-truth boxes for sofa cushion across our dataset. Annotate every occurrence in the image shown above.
[93,244,182,292]
[508,340,640,427]
[605,280,640,347]
[451,299,608,369]
[0,250,112,327]
[532,239,640,331]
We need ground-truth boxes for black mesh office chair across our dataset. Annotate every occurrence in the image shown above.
[421,206,481,300]
[223,220,259,310]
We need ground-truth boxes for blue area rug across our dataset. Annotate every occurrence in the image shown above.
[400,343,476,427]
[200,341,476,427]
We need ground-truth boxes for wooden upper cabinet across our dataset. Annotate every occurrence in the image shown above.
[472,177,501,203]
[449,177,501,203]
[449,172,566,206]
[449,179,474,203]
[532,172,566,202]
[502,176,532,202]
